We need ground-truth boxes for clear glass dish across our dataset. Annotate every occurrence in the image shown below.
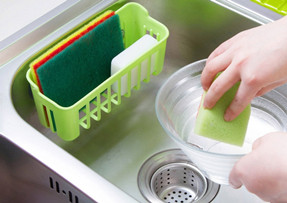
[155,59,287,185]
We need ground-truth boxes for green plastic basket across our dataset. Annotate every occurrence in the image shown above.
[252,0,287,15]
[26,2,169,141]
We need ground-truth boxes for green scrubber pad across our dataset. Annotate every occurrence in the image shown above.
[31,11,114,93]
[37,14,124,107]
[194,81,251,146]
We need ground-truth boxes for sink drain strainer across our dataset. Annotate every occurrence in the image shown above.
[138,149,220,203]
[151,163,206,202]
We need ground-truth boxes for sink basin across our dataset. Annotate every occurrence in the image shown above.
[0,0,273,202]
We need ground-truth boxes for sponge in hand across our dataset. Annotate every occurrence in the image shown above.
[36,14,124,107]
[194,80,251,146]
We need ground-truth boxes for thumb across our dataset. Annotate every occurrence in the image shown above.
[229,159,244,189]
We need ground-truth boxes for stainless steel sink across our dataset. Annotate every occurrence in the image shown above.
[0,0,277,202]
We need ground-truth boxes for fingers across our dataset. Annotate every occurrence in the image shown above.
[230,135,266,188]
[229,157,246,189]
[230,132,287,202]
[202,36,241,108]
[201,51,233,91]
[203,35,240,91]
[224,80,258,121]
[203,66,239,109]
[225,78,287,121]
[229,152,256,189]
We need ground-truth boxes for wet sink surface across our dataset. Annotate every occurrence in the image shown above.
[9,0,267,202]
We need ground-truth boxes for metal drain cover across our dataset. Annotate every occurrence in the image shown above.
[138,149,220,203]
[151,163,207,202]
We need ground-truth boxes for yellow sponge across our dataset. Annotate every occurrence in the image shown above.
[194,81,251,146]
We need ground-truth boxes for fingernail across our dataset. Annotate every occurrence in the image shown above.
[224,111,232,122]
[203,86,208,91]
[203,101,210,109]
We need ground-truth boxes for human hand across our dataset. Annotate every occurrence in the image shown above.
[229,132,287,203]
[201,16,287,121]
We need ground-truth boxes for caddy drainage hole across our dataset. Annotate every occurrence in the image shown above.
[138,149,220,203]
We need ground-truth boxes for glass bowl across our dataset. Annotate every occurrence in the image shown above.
[155,59,287,185]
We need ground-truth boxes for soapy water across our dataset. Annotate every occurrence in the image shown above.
[159,69,287,156]
[181,107,282,155]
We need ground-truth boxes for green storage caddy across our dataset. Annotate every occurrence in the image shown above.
[26,3,169,141]
[252,0,287,15]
